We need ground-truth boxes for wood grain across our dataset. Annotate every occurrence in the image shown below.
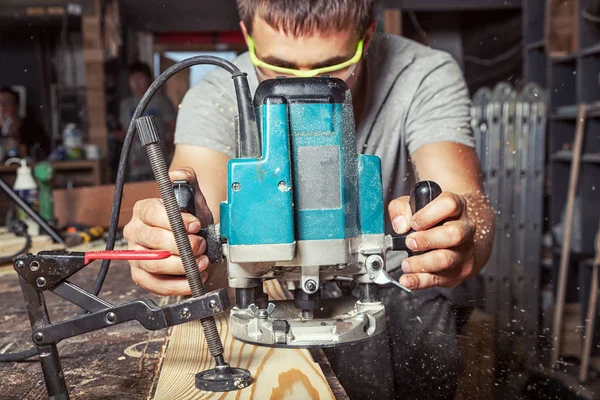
[152,279,336,400]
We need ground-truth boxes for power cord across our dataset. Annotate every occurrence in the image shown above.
[0,55,253,363]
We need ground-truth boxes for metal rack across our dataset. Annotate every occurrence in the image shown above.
[472,82,548,381]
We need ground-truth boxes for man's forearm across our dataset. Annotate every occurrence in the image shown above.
[464,190,496,273]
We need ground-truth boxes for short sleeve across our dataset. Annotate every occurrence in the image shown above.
[174,76,238,158]
[404,56,474,155]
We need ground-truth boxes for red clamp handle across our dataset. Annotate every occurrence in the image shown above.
[84,250,171,265]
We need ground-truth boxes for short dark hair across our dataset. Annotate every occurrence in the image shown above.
[0,86,20,105]
[127,61,153,79]
[237,0,376,37]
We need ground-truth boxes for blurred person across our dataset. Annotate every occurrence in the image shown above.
[119,61,176,181]
[0,87,50,160]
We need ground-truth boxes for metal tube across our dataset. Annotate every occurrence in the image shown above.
[38,344,69,400]
[0,177,64,244]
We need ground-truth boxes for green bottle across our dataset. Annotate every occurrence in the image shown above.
[33,162,54,223]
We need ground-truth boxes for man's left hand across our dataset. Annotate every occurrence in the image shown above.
[388,192,476,290]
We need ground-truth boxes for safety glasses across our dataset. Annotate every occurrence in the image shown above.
[247,35,364,80]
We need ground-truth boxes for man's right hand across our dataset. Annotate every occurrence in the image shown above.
[123,167,213,296]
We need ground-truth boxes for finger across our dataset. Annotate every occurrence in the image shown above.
[401,249,462,274]
[131,266,192,296]
[133,198,201,233]
[405,220,474,252]
[129,244,209,275]
[169,166,199,186]
[411,192,465,231]
[399,272,459,290]
[387,196,412,234]
[126,222,206,256]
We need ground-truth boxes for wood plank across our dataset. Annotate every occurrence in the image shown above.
[552,104,587,367]
[53,180,160,228]
[152,279,337,400]
[82,0,108,155]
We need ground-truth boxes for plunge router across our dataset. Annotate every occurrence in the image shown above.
[175,77,442,348]
[8,55,441,398]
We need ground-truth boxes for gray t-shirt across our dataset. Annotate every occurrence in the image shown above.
[121,92,176,181]
[175,34,478,306]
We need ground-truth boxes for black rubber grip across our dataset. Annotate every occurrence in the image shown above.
[135,116,161,147]
[172,181,223,263]
[390,181,442,253]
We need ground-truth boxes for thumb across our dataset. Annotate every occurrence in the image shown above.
[388,195,412,234]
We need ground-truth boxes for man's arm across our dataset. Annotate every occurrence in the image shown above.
[388,142,495,290]
[388,54,495,290]
[412,142,494,272]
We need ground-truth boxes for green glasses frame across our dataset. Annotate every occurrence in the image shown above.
[247,35,364,78]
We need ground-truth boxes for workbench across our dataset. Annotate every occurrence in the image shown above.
[0,251,347,399]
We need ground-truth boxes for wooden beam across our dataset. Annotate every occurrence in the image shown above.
[151,279,340,399]
[81,0,108,155]
[383,9,402,36]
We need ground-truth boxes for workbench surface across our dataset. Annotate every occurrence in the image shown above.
[0,258,346,399]
[0,260,166,399]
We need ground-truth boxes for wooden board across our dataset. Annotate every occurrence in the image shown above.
[152,279,338,400]
[53,180,160,228]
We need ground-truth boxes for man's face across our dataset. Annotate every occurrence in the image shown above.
[129,72,152,97]
[243,17,371,92]
[0,92,19,121]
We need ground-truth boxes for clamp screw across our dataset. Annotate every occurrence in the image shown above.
[30,261,40,272]
[34,332,44,342]
[179,307,191,320]
[304,279,317,292]
[36,277,46,287]
[105,312,117,324]
[208,300,218,311]
[14,260,25,270]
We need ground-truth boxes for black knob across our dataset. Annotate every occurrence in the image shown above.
[390,181,442,253]
[172,181,223,263]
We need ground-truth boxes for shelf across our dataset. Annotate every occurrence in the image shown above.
[551,151,600,164]
[551,103,600,120]
[550,52,579,63]
[552,105,579,119]
[526,40,545,51]
[580,43,600,57]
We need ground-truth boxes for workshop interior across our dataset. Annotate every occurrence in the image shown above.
[0,0,599,399]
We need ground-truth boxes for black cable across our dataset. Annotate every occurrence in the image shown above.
[0,235,31,265]
[1,56,251,363]
[92,55,246,296]
[0,347,37,362]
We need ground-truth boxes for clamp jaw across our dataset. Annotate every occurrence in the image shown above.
[14,250,230,400]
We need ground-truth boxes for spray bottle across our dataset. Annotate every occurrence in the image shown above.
[6,158,39,234]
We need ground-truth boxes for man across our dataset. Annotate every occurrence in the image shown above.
[119,61,176,181]
[0,87,50,159]
[124,1,495,398]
